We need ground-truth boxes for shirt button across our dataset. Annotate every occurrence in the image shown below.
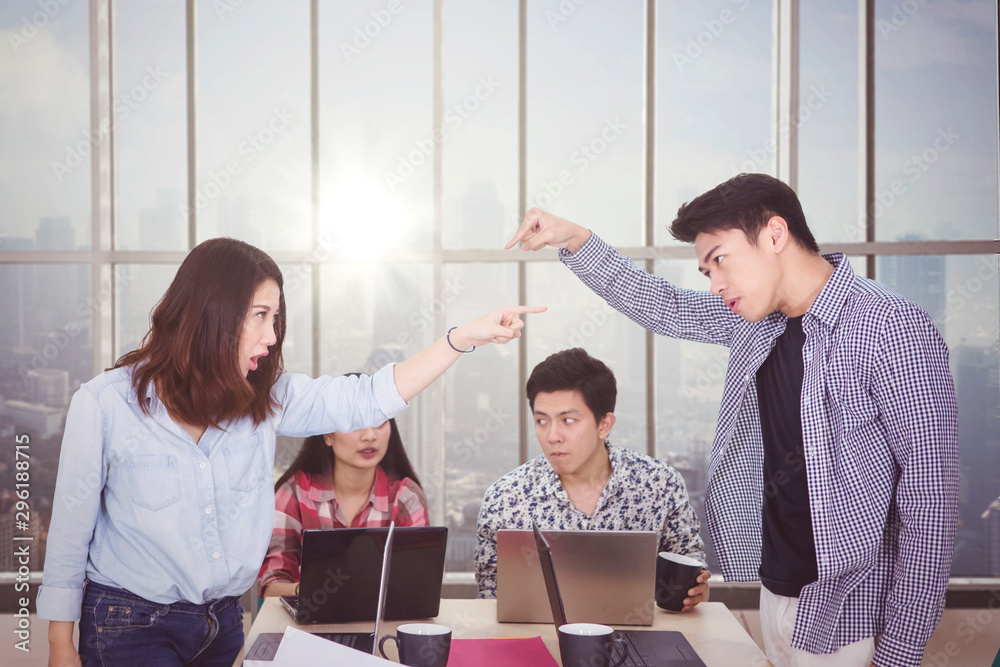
[205,507,213,515]
[200,462,207,469]
[213,552,220,559]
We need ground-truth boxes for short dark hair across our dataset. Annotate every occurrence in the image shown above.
[669,173,820,253]
[526,348,616,422]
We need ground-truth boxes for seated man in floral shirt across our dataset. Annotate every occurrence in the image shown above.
[474,347,709,606]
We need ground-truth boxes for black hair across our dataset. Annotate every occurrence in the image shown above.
[274,375,421,491]
[669,173,820,253]
[526,348,616,422]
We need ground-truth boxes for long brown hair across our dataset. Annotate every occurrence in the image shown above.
[275,377,421,491]
[114,238,286,428]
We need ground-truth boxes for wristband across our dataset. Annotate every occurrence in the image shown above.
[447,327,475,353]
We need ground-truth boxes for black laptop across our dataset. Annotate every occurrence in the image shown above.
[244,522,398,662]
[532,522,707,667]
[279,525,447,624]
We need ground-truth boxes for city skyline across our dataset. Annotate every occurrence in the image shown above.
[1,206,998,575]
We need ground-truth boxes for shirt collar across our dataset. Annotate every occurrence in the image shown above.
[532,456,563,498]
[305,465,389,513]
[531,443,628,498]
[805,253,853,330]
[125,369,162,413]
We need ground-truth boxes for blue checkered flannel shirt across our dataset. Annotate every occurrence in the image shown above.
[560,233,959,667]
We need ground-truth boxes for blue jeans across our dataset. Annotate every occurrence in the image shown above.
[79,581,244,667]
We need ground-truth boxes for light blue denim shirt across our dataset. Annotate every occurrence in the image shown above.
[36,363,407,622]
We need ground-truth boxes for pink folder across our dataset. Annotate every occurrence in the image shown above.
[447,636,559,666]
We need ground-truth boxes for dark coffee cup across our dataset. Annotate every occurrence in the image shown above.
[558,623,628,667]
[655,552,704,612]
[378,623,451,667]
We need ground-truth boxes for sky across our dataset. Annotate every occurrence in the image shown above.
[1,0,996,254]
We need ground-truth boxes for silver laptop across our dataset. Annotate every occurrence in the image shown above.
[496,529,657,625]
[532,523,707,666]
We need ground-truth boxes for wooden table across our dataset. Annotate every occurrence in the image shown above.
[234,597,766,666]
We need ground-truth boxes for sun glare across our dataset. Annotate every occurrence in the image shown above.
[320,178,407,259]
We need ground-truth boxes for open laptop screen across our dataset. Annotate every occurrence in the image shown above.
[497,529,657,625]
[532,521,567,628]
[284,525,448,624]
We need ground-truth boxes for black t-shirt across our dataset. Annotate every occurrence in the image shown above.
[755,315,818,597]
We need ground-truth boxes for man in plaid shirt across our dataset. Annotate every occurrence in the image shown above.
[507,173,959,667]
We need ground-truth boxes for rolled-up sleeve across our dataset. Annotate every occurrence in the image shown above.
[36,387,107,621]
[274,364,408,437]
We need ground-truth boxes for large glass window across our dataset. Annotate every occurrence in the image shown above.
[197,1,312,250]
[0,0,91,249]
[114,0,187,251]
[442,0,518,250]
[874,0,999,241]
[879,254,1000,575]
[318,1,434,254]
[1,0,997,589]
[443,263,520,571]
[527,0,645,247]
[798,0,860,244]
[655,0,772,245]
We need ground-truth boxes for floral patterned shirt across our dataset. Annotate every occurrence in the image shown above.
[257,466,428,593]
[474,443,705,598]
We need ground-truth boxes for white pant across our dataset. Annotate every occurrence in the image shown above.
[760,586,876,667]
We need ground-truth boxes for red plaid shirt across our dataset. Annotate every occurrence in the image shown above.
[257,466,429,592]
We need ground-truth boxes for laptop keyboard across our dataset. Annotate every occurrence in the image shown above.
[614,631,652,666]
[315,632,375,653]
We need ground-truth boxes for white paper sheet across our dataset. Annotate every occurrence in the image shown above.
[271,626,394,666]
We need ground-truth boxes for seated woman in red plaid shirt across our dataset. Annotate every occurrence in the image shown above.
[257,410,428,598]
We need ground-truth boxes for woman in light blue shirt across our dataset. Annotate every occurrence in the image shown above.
[39,238,543,667]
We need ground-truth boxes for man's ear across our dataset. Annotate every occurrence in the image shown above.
[597,412,616,440]
[766,216,790,253]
